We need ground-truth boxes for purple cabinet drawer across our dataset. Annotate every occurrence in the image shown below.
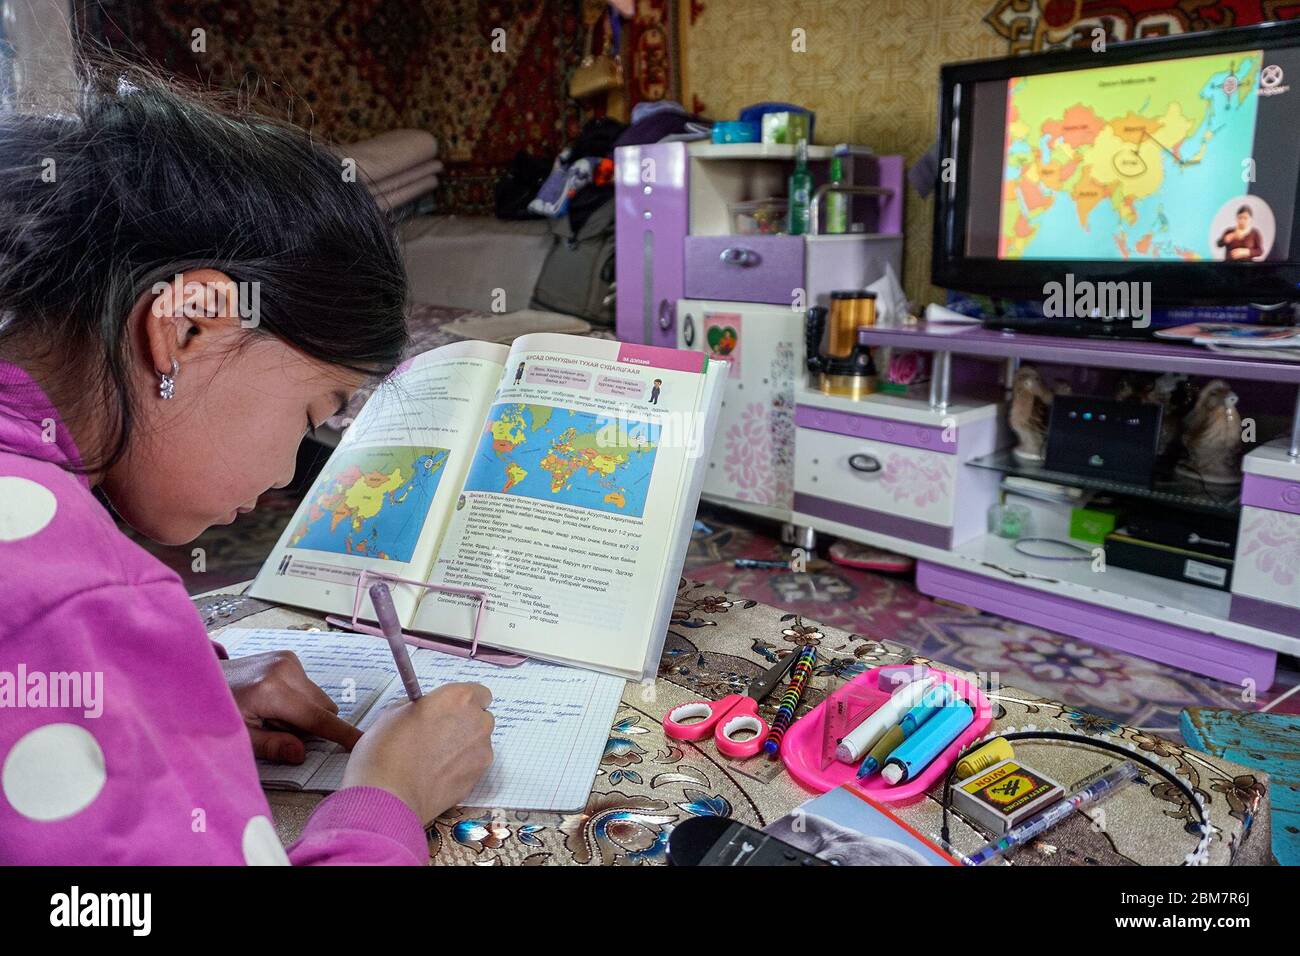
[1242,473,1300,516]
[684,235,804,305]
[795,405,956,454]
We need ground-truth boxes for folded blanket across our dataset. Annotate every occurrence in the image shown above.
[374,173,439,212]
[368,158,443,195]
[337,129,437,182]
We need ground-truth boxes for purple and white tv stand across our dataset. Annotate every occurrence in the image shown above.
[612,140,1296,689]
[615,140,905,525]
[793,322,1300,690]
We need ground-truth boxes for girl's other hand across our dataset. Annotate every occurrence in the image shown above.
[221,650,362,763]
[342,682,495,823]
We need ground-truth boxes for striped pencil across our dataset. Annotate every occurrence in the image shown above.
[763,644,817,755]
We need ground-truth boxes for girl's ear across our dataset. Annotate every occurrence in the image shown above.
[133,269,241,378]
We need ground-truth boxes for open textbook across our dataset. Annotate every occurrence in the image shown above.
[250,334,726,680]
[221,628,625,811]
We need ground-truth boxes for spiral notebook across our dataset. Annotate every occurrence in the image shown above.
[220,628,625,811]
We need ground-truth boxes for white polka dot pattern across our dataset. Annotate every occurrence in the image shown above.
[2,723,106,821]
[242,815,290,865]
[0,476,57,541]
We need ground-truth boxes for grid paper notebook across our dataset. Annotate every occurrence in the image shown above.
[220,628,626,811]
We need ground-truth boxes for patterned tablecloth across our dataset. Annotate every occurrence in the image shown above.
[198,581,1273,866]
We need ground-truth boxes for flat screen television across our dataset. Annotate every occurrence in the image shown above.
[932,20,1300,306]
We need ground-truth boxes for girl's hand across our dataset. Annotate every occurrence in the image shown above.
[342,682,494,823]
[221,651,362,763]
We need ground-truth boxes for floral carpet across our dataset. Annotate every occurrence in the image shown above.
[683,506,1300,743]
[203,579,1270,866]
[125,490,1300,744]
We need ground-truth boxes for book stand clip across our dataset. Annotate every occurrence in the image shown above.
[325,568,527,667]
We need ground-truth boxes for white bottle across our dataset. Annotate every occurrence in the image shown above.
[835,676,936,763]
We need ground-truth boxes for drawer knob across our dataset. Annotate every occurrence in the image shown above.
[1283,485,1300,506]
[719,246,761,267]
[848,453,882,474]
[657,298,674,331]
[683,313,696,347]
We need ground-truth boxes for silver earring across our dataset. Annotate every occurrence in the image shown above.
[158,359,178,400]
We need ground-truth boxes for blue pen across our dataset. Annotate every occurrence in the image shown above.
[963,762,1140,865]
[856,683,958,779]
[900,683,956,736]
[881,698,975,785]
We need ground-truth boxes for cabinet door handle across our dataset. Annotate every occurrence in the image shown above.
[719,246,761,267]
[657,298,674,331]
[848,453,881,473]
[683,313,696,347]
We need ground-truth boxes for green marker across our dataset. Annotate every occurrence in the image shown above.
[856,724,905,779]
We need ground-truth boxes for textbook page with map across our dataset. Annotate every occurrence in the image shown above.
[249,334,726,680]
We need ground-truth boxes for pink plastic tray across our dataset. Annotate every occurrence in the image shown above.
[780,665,993,805]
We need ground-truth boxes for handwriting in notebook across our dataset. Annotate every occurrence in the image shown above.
[220,627,626,810]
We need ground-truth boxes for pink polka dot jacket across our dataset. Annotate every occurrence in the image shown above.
[0,361,428,864]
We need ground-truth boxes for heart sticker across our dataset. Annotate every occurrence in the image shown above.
[707,325,738,356]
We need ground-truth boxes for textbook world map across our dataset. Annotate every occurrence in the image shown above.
[289,445,448,562]
[465,402,659,517]
[1000,51,1261,261]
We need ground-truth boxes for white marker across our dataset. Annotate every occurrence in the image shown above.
[835,676,936,763]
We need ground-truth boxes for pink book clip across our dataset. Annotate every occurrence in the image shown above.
[324,568,526,668]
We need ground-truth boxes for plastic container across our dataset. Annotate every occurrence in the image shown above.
[729,197,788,235]
[711,120,760,144]
[780,665,994,805]
[988,501,1032,539]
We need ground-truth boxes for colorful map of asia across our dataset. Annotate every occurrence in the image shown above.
[289,445,448,562]
[1001,50,1260,261]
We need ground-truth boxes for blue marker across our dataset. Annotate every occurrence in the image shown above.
[881,698,975,785]
[856,683,958,779]
[900,683,956,736]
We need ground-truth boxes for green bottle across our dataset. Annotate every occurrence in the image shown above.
[787,139,812,235]
[826,155,847,234]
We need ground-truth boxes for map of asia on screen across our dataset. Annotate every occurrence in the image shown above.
[963,47,1300,264]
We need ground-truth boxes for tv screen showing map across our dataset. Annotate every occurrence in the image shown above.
[962,46,1300,264]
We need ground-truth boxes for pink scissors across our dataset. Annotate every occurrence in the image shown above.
[662,653,797,758]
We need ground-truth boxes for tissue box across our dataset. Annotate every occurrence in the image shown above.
[762,112,811,145]
[712,120,760,144]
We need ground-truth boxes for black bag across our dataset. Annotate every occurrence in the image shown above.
[531,197,615,325]
[494,150,550,220]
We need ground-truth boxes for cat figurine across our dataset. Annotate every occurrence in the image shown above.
[1009,365,1056,463]
[1177,379,1245,485]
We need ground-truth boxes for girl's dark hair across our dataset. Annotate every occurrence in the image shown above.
[0,56,409,473]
